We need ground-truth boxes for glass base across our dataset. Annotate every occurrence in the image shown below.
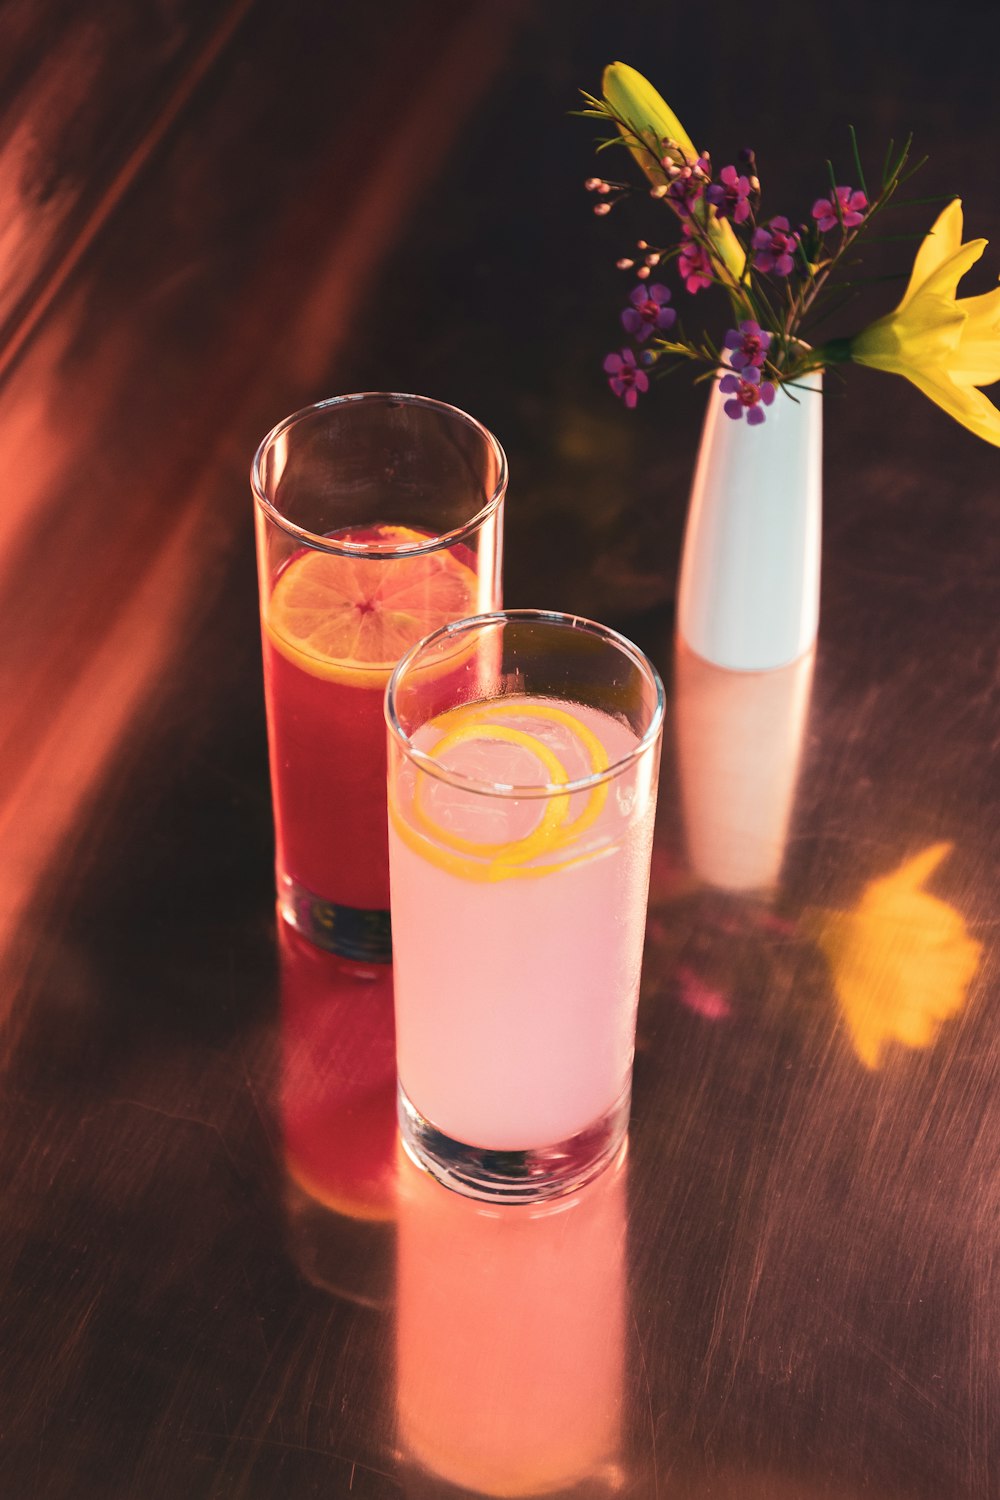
[397,1083,631,1204]
[278,874,391,963]
[398,1456,628,1500]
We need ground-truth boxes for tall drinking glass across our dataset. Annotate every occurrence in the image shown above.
[252,394,505,964]
[386,609,664,1201]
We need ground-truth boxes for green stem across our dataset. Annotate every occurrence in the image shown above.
[812,336,854,366]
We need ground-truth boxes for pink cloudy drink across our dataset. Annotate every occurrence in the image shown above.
[386,610,664,1202]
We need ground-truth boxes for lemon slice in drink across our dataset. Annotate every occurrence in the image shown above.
[397,699,613,882]
[266,524,480,687]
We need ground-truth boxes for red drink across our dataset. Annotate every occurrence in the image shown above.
[252,393,507,961]
[260,524,482,961]
[262,629,393,910]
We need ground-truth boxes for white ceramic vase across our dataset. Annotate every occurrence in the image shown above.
[677,370,823,672]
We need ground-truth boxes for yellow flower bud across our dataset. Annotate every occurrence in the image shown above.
[600,63,746,289]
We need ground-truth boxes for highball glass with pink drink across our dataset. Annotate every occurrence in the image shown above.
[385,609,664,1202]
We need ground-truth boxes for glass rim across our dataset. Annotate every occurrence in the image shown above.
[385,609,666,800]
[250,391,508,557]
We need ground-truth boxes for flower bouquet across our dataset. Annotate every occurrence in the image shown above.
[582,62,1000,445]
[578,64,1000,671]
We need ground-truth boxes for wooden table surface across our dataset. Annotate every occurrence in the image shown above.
[1,3,997,1496]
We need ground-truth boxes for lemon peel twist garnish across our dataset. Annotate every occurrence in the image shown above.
[393,700,615,882]
[414,722,571,867]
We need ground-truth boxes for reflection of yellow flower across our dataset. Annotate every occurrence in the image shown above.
[802,843,982,1069]
[851,200,1000,446]
[601,62,745,288]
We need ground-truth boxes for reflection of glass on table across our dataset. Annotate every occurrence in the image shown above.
[252,393,506,962]
[277,922,398,1307]
[387,610,663,1203]
[396,1148,628,1498]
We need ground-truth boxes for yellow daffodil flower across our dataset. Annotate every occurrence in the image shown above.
[801,842,982,1070]
[851,199,1000,445]
[601,62,746,289]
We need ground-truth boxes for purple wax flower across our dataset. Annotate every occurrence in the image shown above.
[723,319,772,371]
[706,164,753,224]
[603,347,649,408]
[751,216,800,276]
[719,366,776,425]
[677,226,714,293]
[666,164,706,218]
[812,184,868,232]
[621,282,676,341]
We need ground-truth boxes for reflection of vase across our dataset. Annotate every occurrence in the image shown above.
[396,1149,627,1498]
[677,372,822,671]
[674,639,814,893]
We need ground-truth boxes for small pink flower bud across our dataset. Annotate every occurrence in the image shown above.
[593,202,611,216]
[636,265,651,280]
[636,240,648,250]
[597,181,611,195]
[650,184,668,199]
[616,258,635,270]
[584,177,601,191]
[645,253,661,266]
